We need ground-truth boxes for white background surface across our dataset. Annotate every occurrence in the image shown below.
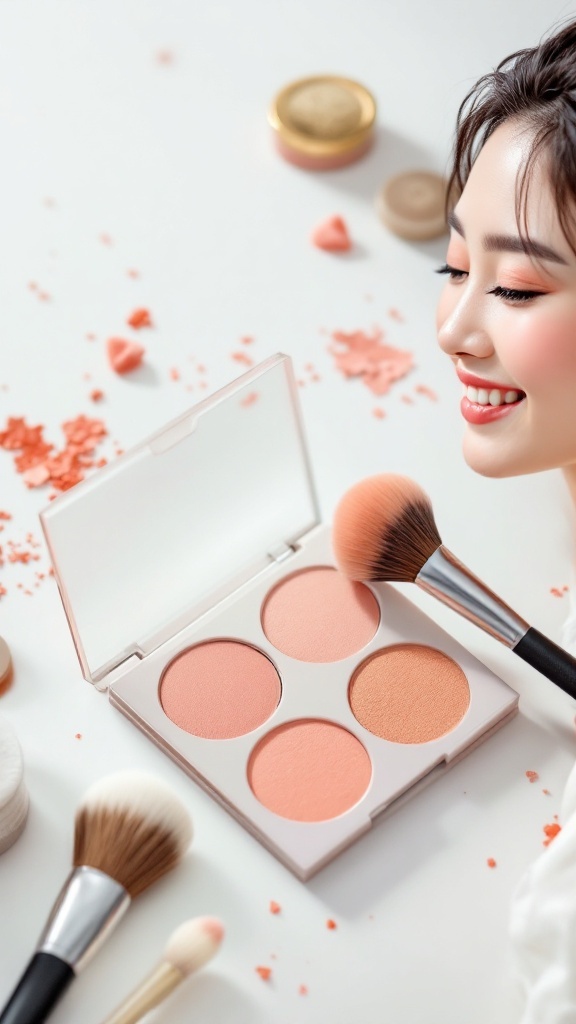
[1,2,576,1022]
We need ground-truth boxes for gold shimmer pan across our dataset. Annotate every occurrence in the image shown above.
[40,354,518,880]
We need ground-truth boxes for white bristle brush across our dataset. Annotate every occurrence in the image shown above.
[100,916,224,1024]
[0,771,193,1024]
[333,473,576,700]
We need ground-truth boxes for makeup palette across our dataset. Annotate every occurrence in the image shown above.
[40,354,518,880]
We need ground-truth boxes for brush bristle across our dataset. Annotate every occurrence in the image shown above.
[73,771,193,898]
[332,474,442,582]
[163,916,224,976]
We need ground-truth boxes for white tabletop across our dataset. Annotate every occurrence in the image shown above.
[1,2,576,1022]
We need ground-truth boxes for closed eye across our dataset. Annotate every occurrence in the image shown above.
[488,285,545,303]
[435,262,468,281]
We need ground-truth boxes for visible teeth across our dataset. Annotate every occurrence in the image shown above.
[466,385,520,406]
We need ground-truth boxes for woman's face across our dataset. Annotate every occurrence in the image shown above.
[436,118,576,478]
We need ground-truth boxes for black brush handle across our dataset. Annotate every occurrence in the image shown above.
[514,627,576,700]
[0,952,74,1024]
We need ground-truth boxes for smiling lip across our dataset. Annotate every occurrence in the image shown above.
[460,397,523,425]
[456,367,526,425]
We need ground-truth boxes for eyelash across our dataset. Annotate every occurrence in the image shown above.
[435,263,545,304]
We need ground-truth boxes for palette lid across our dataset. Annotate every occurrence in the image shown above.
[41,354,320,685]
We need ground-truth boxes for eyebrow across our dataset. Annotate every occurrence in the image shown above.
[447,210,568,265]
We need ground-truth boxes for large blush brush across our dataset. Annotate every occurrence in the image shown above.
[333,474,576,700]
[100,915,224,1024]
[0,771,193,1024]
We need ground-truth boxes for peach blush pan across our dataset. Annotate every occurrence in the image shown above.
[349,644,470,744]
[248,720,371,821]
[40,353,520,880]
[160,640,281,739]
[261,566,379,662]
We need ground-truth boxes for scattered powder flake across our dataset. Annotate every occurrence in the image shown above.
[550,587,568,598]
[231,351,254,367]
[99,233,113,246]
[326,919,337,930]
[156,49,175,64]
[240,392,258,407]
[526,770,539,783]
[0,415,108,492]
[372,408,386,420]
[543,788,551,796]
[543,822,562,846]
[241,335,254,345]
[299,985,308,996]
[415,384,438,401]
[86,332,96,342]
[255,966,272,981]
[311,215,351,252]
[74,733,82,740]
[127,268,140,279]
[487,858,497,868]
[0,512,12,521]
[0,585,6,598]
[107,337,145,374]
[127,307,153,329]
[329,328,414,396]
[169,368,180,381]
[90,389,104,402]
[388,308,405,322]
[269,901,281,915]
[401,395,414,405]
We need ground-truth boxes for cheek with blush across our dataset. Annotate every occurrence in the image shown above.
[504,309,576,395]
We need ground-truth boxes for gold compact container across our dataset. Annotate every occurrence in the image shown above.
[268,74,376,170]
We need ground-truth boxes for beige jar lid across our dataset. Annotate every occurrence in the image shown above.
[377,171,448,240]
[268,75,376,159]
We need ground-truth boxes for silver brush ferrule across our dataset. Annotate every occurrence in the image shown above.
[37,866,130,972]
[416,545,529,648]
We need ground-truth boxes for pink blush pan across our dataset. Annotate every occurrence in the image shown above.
[160,640,281,739]
[248,719,372,821]
[261,566,379,661]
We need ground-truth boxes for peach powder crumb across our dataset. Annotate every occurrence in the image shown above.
[269,901,281,915]
[0,415,108,492]
[127,307,152,329]
[107,338,145,374]
[543,822,562,846]
[311,215,351,252]
[255,966,272,981]
[231,351,254,367]
[415,384,438,401]
[487,858,497,868]
[169,368,180,381]
[326,919,337,930]
[543,788,551,796]
[240,392,258,407]
[550,586,569,598]
[329,328,414,396]
[373,408,386,419]
[75,733,82,740]
[299,985,308,996]
[526,770,539,783]
[90,389,104,402]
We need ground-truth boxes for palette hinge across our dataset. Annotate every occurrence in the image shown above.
[268,543,296,563]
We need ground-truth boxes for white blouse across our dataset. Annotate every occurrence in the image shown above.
[508,603,576,1022]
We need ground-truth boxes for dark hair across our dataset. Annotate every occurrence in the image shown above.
[447,19,576,254]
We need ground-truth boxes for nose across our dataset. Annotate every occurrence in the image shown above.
[436,286,494,360]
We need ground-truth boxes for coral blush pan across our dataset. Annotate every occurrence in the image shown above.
[333,473,576,700]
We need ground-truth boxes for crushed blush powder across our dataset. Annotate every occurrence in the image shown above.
[329,328,414,396]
